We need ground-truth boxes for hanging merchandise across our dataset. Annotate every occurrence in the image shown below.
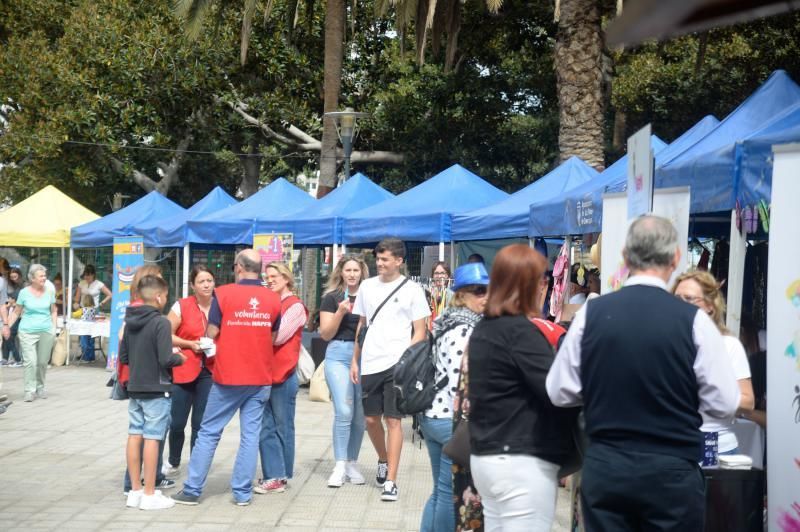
[757,199,770,234]
[550,243,570,321]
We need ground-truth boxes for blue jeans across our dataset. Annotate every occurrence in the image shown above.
[259,372,299,479]
[168,369,213,467]
[324,341,364,461]
[79,335,95,361]
[420,416,455,532]
[182,383,270,503]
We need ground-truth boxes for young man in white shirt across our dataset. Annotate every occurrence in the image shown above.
[350,238,429,502]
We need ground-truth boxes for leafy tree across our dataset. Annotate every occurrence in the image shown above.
[612,13,800,146]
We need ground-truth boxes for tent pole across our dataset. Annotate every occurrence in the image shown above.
[182,244,190,298]
[438,242,445,262]
[450,241,455,271]
[66,248,74,366]
[332,244,338,269]
[725,209,746,334]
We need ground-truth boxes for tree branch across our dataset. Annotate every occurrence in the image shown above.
[219,96,405,164]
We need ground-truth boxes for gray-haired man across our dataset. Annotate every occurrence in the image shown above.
[547,215,740,531]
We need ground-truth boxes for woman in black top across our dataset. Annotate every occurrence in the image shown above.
[468,244,578,531]
[2,267,24,366]
[319,254,370,487]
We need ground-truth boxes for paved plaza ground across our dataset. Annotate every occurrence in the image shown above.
[0,362,571,531]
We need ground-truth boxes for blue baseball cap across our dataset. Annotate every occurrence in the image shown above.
[453,263,489,291]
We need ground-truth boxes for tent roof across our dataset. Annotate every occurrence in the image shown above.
[528,135,668,236]
[254,173,394,245]
[187,178,315,245]
[452,156,599,241]
[341,164,509,244]
[736,104,800,207]
[71,191,184,248]
[134,186,238,248]
[0,185,100,247]
[657,70,800,212]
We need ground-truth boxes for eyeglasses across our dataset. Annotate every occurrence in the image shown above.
[676,294,705,305]
[464,286,488,297]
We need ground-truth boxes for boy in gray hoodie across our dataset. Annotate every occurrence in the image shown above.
[120,275,184,510]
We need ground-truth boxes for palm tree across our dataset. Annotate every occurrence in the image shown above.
[384,0,606,168]
[554,0,605,168]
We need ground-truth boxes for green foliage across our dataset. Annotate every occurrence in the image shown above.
[613,12,800,143]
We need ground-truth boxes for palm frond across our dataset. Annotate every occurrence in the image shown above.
[241,0,257,66]
[485,0,503,14]
[172,0,214,39]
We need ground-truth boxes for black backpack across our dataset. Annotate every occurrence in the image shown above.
[392,324,458,415]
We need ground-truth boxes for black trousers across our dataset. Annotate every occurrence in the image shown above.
[581,443,705,532]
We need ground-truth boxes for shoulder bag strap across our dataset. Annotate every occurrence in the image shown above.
[367,277,409,325]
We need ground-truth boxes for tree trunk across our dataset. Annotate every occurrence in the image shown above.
[554,0,605,169]
[238,138,262,198]
[319,0,346,199]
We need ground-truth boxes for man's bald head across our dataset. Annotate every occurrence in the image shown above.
[236,249,262,275]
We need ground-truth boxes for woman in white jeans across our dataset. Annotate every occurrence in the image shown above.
[467,245,578,531]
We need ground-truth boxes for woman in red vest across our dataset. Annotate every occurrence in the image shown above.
[162,265,215,477]
[255,262,308,494]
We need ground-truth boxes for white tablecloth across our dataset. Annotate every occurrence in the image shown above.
[730,418,765,469]
[67,319,111,338]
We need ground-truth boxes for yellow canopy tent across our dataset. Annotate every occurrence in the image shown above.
[0,185,99,247]
[0,185,99,366]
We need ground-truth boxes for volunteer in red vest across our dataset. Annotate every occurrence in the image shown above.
[255,262,308,494]
[172,249,281,507]
[162,265,215,478]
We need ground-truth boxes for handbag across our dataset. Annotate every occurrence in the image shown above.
[295,344,315,386]
[357,278,409,349]
[108,371,129,401]
[51,332,68,366]
[308,360,331,402]
[443,418,471,468]
[557,411,587,479]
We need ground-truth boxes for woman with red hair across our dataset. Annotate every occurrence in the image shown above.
[467,244,578,531]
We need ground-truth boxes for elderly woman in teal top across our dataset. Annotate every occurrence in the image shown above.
[3,264,57,402]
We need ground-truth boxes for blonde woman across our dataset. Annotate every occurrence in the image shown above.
[255,262,308,494]
[318,254,370,487]
[5,265,57,402]
[673,270,755,454]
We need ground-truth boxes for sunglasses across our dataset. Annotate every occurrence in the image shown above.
[463,286,488,296]
[676,294,704,305]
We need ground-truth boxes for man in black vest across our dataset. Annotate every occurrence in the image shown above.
[546,215,740,531]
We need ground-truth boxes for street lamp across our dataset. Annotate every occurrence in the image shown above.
[324,107,369,180]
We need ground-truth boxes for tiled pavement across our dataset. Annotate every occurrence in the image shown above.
[0,363,570,531]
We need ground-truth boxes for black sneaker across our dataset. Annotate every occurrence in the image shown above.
[172,490,200,506]
[156,479,176,490]
[380,480,398,501]
[375,461,388,487]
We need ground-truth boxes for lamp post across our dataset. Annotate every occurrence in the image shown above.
[324,108,369,180]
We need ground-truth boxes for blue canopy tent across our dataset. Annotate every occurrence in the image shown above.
[527,135,668,237]
[128,186,238,297]
[187,178,316,245]
[737,105,800,208]
[134,186,238,248]
[70,190,185,248]
[262,172,394,246]
[656,70,800,214]
[340,164,509,259]
[451,156,599,241]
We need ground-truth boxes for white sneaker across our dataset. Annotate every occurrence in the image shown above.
[161,463,180,478]
[126,490,143,508]
[327,461,346,488]
[345,461,366,485]
[139,490,175,510]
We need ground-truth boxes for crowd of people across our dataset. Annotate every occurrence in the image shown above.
[0,217,764,530]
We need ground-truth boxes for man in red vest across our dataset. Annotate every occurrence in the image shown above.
[172,249,282,507]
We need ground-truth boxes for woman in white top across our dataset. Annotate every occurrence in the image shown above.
[673,270,755,454]
[73,265,111,362]
[420,262,488,532]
